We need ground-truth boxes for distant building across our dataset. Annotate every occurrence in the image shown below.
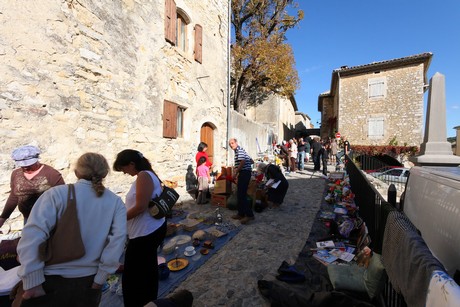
[318,53,432,146]
[454,126,460,155]
[245,94,298,144]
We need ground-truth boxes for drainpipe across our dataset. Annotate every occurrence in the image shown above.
[226,0,231,165]
[336,71,341,137]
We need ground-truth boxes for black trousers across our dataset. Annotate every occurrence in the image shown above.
[20,275,100,307]
[123,222,167,307]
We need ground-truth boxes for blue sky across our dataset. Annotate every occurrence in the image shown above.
[286,0,460,137]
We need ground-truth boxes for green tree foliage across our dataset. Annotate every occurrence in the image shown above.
[231,0,303,114]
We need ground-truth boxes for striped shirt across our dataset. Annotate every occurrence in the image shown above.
[234,146,253,171]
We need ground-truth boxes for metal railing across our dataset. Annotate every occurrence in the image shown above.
[344,155,407,307]
[352,154,408,202]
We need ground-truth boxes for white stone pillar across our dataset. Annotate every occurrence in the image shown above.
[411,72,460,166]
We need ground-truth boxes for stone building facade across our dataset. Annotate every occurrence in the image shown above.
[245,94,298,144]
[0,0,230,217]
[318,53,432,146]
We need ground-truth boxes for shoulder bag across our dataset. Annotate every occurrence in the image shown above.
[38,184,86,265]
[148,172,179,219]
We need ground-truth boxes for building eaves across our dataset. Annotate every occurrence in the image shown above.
[329,52,433,97]
[290,94,298,111]
[317,91,331,112]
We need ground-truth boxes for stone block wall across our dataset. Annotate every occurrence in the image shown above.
[0,0,229,225]
[338,64,425,146]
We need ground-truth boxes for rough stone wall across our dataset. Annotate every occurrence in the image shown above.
[456,127,460,156]
[338,64,425,146]
[0,0,229,224]
[229,110,271,160]
[320,96,335,139]
[245,94,296,143]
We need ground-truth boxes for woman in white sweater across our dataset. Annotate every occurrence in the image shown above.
[16,152,127,306]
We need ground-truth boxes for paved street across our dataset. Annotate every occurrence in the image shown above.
[173,164,329,306]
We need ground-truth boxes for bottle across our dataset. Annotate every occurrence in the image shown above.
[215,208,223,225]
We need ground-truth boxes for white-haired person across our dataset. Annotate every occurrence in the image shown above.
[16,152,127,306]
[0,145,65,229]
[257,162,289,209]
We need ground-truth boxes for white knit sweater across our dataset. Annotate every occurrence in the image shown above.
[17,179,127,290]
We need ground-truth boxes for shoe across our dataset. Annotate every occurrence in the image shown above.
[240,216,255,224]
[231,214,244,220]
[166,289,193,307]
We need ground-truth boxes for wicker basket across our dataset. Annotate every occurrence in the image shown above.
[166,222,180,237]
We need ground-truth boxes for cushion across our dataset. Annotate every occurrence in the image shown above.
[364,253,386,299]
[327,263,367,293]
[327,252,386,299]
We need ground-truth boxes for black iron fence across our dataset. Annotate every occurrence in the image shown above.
[345,155,407,307]
[351,154,408,200]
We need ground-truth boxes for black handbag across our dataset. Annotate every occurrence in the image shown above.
[148,174,179,219]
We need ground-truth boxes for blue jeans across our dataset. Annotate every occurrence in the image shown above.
[297,151,305,170]
[336,151,344,164]
[237,170,253,217]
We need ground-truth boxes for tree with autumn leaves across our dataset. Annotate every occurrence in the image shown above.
[231,0,303,114]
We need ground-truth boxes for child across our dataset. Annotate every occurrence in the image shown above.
[196,157,211,204]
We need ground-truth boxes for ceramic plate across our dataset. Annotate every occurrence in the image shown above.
[167,258,189,271]
[184,250,196,257]
[172,235,192,245]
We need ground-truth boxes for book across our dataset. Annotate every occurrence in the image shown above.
[313,250,338,265]
[338,252,355,262]
[316,240,335,248]
[333,207,348,215]
[319,211,336,220]
[266,179,280,189]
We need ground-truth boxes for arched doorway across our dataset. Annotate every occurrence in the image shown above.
[200,123,214,164]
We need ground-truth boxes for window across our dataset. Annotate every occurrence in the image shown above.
[164,0,202,63]
[368,77,386,99]
[163,100,186,138]
[368,117,384,137]
[176,14,187,52]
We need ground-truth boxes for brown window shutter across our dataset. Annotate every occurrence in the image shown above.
[194,24,203,63]
[165,0,177,45]
[163,100,178,138]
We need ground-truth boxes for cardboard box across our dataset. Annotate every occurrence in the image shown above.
[213,179,232,194]
[220,166,233,177]
[211,193,229,207]
[246,179,258,197]
[329,172,345,180]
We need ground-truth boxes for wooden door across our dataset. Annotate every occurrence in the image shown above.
[200,123,214,164]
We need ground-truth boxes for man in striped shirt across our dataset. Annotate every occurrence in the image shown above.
[228,138,255,224]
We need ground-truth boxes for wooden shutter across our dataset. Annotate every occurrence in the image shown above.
[194,24,203,63]
[163,100,178,138]
[165,0,177,45]
[368,77,386,99]
[368,117,384,137]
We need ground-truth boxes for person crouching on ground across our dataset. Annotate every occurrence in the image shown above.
[16,152,127,306]
[196,156,211,204]
[257,163,289,209]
